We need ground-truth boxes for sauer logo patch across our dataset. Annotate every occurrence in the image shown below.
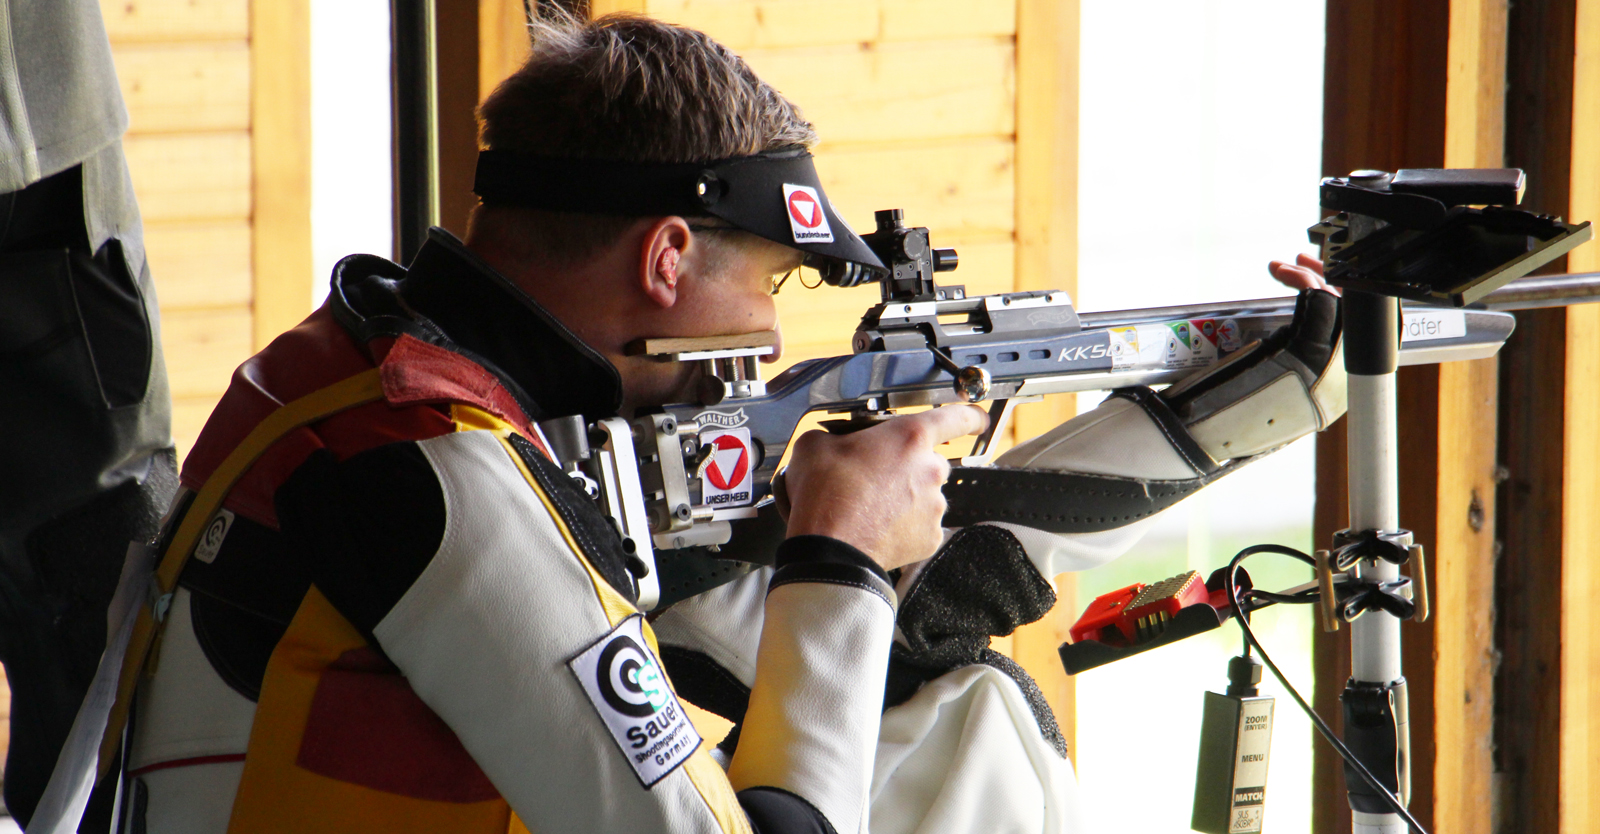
[782,183,834,243]
[193,509,235,564]
[570,616,702,787]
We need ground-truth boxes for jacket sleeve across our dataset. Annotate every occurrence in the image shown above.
[975,288,1346,581]
[276,429,894,834]
[657,571,1085,834]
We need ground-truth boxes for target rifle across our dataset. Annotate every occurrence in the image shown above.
[539,190,1593,613]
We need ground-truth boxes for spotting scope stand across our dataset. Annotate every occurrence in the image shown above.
[1311,168,1591,833]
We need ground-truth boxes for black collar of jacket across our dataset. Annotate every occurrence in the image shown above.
[327,228,624,422]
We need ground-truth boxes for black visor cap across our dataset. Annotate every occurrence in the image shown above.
[473,148,885,274]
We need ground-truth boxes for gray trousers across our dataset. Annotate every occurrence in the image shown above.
[0,138,175,829]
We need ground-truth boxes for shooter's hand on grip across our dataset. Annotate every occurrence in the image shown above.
[783,405,988,571]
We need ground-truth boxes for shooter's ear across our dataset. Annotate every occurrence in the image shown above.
[639,216,692,309]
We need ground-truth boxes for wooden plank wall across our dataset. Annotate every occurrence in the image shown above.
[100,0,312,462]
[102,0,256,461]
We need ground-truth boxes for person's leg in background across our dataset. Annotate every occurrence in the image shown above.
[0,138,175,831]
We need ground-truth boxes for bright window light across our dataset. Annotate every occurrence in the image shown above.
[1073,3,1326,833]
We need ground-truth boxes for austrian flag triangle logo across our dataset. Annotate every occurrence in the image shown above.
[788,192,820,227]
[782,183,834,244]
[704,435,749,491]
[698,428,755,507]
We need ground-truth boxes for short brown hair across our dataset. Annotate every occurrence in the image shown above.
[467,10,816,267]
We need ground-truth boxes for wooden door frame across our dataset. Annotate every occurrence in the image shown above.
[250,0,313,350]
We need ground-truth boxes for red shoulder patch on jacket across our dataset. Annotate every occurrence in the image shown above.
[379,335,531,427]
[181,309,533,528]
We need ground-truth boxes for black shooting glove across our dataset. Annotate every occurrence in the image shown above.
[887,524,1068,757]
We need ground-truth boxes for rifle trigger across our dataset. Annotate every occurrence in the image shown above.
[958,397,1019,467]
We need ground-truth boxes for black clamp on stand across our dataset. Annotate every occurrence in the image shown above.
[1316,529,1426,822]
[1315,530,1430,631]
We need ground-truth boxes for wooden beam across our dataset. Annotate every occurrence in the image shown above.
[1445,0,1508,171]
[1424,357,1499,834]
[1009,0,1079,763]
[1561,5,1600,830]
[1312,413,1352,832]
[1493,306,1567,834]
[437,0,481,237]
[1426,4,1507,832]
[1498,1,1575,830]
[249,0,313,350]
[1011,0,1078,438]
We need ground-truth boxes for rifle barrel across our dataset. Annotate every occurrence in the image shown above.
[1479,271,1600,310]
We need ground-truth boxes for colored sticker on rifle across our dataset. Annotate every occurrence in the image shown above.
[1109,327,1140,370]
[1167,321,1193,349]
[1123,325,1173,369]
[1216,318,1244,352]
[782,184,834,243]
[1157,320,1217,370]
[699,428,755,507]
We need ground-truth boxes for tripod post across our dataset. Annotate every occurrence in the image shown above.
[1340,290,1410,834]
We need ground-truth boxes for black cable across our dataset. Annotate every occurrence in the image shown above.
[1233,543,1318,568]
[1245,589,1319,606]
[1224,545,1430,834]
